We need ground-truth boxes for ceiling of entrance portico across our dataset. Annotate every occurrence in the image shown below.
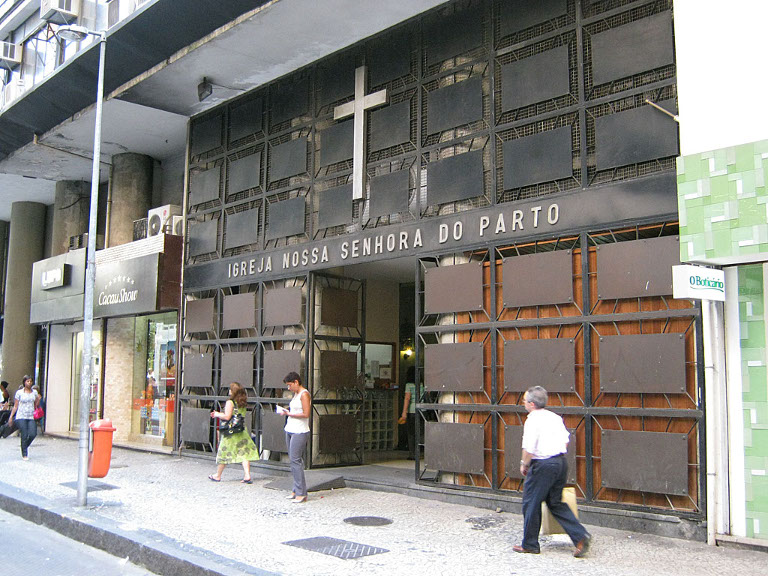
[0,0,447,220]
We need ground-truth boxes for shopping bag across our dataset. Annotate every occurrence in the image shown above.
[540,486,578,535]
[0,420,15,438]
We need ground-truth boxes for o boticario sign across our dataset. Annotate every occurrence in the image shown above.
[672,264,725,302]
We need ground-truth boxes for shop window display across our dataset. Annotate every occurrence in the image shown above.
[132,312,177,444]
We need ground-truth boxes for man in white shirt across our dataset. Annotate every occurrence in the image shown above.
[514,386,591,557]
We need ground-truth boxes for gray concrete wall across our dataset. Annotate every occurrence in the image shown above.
[109,154,153,247]
[1,202,46,386]
[51,181,90,257]
[156,154,185,208]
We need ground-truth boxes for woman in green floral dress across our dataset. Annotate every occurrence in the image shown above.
[209,382,259,483]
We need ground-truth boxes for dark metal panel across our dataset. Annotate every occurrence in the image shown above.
[317,54,356,106]
[320,350,358,390]
[370,101,411,152]
[229,97,263,142]
[424,342,483,392]
[425,422,484,475]
[501,46,570,112]
[222,292,256,330]
[424,262,483,314]
[180,407,211,444]
[183,352,213,388]
[263,349,302,389]
[499,0,567,37]
[318,184,353,229]
[319,414,358,454]
[185,298,215,333]
[426,5,482,64]
[266,196,305,240]
[269,138,308,183]
[190,115,223,156]
[427,76,483,135]
[503,126,572,190]
[319,120,354,167]
[502,249,573,307]
[224,207,260,250]
[320,287,358,328]
[188,219,218,258]
[503,425,524,479]
[368,28,411,86]
[591,12,674,86]
[600,333,686,394]
[264,287,303,327]
[189,166,221,206]
[221,351,254,388]
[426,149,484,206]
[601,430,688,495]
[596,236,680,299]
[505,425,577,481]
[262,409,289,452]
[270,77,309,126]
[595,100,679,170]
[228,153,261,195]
[369,170,410,218]
[504,339,575,393]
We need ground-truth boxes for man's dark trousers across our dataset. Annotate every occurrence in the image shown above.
[521,454,588,551]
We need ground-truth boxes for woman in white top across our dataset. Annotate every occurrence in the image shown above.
[276,371,311,503]
[8,375,40,460]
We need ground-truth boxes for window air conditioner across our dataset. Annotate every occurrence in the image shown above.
[171,215,185,236]
[0,42,21,67]
[147,205,181,236]
[41,0,80,24]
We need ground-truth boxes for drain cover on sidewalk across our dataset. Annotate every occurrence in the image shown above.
[59,480,117,492]
[283,536,388,559]
[343,516,393,526]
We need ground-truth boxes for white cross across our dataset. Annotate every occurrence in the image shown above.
[333,66,388,200]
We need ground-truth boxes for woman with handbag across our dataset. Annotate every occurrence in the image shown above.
[8,375,40,460]
[209,381,259,483]
[276,371,311,503]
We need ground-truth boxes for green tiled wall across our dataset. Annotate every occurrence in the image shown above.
[739,264,768,540]
[677,140,768,262]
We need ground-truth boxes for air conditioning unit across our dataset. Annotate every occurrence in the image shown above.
[147,205,181,236]
[41,0,80,24]
[0,42,21,68]
[171,215,184,236]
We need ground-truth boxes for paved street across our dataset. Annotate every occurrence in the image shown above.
[0,435,765,576]
[0,507,158,576]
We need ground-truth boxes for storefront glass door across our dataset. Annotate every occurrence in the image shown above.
[69,328,102,431]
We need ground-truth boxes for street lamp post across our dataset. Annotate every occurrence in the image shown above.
[57,24,107,507]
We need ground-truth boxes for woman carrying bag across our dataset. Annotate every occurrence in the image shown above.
[209,382,259,483]
[8,375,40,460]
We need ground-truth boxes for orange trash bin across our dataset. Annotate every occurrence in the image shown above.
[88,419,116,478]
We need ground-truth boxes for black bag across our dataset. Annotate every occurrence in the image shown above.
[220,411,245,436]
[0,420,15,438]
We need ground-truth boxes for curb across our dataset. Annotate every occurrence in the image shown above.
[0,480,276,576]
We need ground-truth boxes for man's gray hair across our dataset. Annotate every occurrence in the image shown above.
[525,386,548,409]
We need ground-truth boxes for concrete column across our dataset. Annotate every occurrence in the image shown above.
[109,153,153,247]
[51,180,90,257]
[1,202,46,386]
